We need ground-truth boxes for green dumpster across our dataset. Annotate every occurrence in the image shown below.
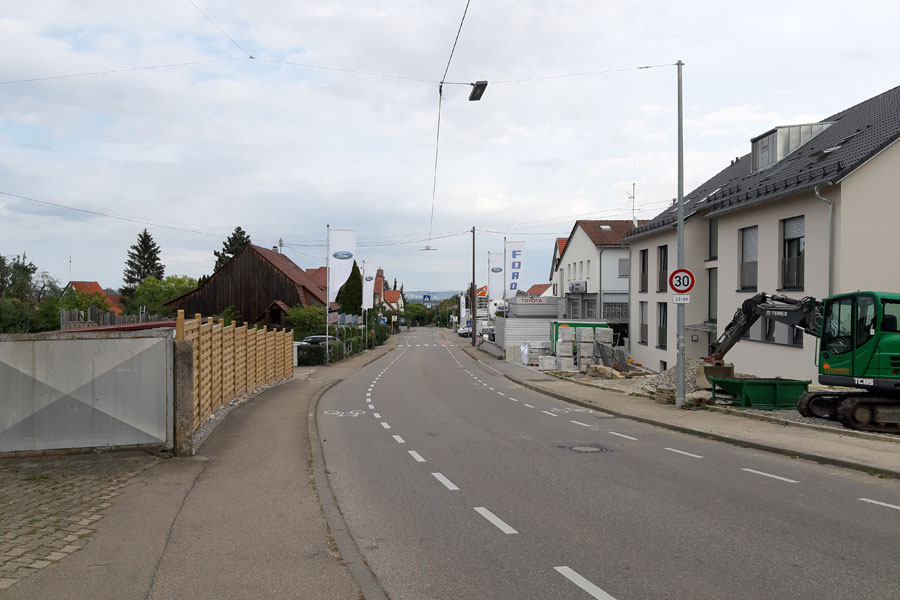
[708,377,810,410]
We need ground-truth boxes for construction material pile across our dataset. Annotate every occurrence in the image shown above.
[635,358,707,395]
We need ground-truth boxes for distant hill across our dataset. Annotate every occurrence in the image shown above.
[405,290,458,302]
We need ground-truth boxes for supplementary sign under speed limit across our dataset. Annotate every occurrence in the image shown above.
[672,294,691,304]
[669,268,695,293]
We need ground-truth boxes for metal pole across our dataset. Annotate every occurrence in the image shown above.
[471,226,476,347]
[325,224,330,365]
[675,60,685,408]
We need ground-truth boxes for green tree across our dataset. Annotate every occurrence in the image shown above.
[213,226,252,271]
[335,261,362,315]
[123,229,165,295]
[405,302,430,326]
[286,304,326,340]
[125,275,197,317]
[0,298,35,333]
[0,254,38,301]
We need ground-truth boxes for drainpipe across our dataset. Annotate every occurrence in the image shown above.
[597,247,603,321]
[813,185,835,296]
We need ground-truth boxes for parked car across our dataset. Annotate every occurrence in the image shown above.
[298,335,335,345]
[457,326,471,337]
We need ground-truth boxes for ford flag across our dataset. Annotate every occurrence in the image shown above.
[327,227,356,304]
[488,251,504,302]
[504,241,525,299]
[362,260,375,310]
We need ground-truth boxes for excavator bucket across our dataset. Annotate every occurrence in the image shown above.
[695,361,735,390]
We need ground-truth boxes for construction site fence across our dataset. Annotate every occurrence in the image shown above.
[175,310,293,431]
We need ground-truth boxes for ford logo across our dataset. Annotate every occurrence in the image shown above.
[332,251,353,260]
[365,276,374,281]
[491,267,502,273]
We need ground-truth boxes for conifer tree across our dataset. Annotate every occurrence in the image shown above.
[213,226,252,271]
[122,229,165,293]
[335,261,363,315]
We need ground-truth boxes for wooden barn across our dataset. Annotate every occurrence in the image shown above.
[167,245,327,327]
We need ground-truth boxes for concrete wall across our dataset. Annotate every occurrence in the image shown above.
[0,329,174,453]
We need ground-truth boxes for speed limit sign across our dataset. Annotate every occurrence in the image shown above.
[669,268,695,293]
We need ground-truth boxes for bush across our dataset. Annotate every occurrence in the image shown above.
[296,344,326,365]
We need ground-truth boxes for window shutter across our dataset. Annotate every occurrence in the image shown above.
[784,216,804,240]
[618,258,629,276]
[742,227,758,262]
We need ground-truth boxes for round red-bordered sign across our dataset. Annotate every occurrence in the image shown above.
[669,268,695,293]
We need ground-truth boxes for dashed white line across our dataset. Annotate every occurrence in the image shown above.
[392,435,406,444]
[608,431,638,441]
[523,403,535,408]
[488,387,495,391]
[497,392,505,396]
[474,507,518,534]
[482,383,488,387]
[570,420,591,427]
[664,447,703,459]
[373,413,381,418]
[368,404,374,409]
[509,397,519,402]
[408,450,426,462]
[554,566,617,600]
[542,410,558,417]
[381,422,391,429]
[742,468,797,483]
[858,497,900,511]
[432,473,459,491]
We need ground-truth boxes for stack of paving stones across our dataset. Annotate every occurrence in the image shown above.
[556,327,575,371]
[576,328,595,369]
[0,452,157,590]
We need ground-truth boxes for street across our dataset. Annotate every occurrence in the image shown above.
[319,329,900,600]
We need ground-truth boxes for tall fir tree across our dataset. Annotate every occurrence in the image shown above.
[335,261,363,315]
[213,226,252,271]
[392,277,398,291]
[122,229,165,293]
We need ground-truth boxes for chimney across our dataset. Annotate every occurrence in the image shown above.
[272,246,278,253]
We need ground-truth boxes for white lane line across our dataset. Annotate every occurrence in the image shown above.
[408,450,426,462]
[373,413,381,418]
[368,404,374,409]
[571,420,591,427]
[474,507,518,534]
[482,383,488,387]
[497,392,505,396]
[392,435,406,444]
[542,410,558,417]
[510,398,519,402]
[432,473,459,491]
[381,422,391,429]
[608,431,638,441]
[858,497,900,511]
[554,566,617,600]
[366,392,371,397]
[488,387,495,391]
[664,447,703,459]
[742,468,798,483]
[523,403,535,408]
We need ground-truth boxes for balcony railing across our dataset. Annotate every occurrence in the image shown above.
[639,324,648,344]
[740,261,758,290]
[782,255,804,289]
[657,270,668,292]
[657,326,667,349]
[639,272,648,293]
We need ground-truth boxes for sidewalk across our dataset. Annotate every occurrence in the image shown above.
[2,341,398,599]
[457,342,900,479]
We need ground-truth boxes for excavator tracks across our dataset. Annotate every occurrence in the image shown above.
[797,391,900,432]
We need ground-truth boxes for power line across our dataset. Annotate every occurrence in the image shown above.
[0,57,249,85]
[255,57,437,84]
[492,62,676,85]
[441,0,473,83]
[185,0,254,57]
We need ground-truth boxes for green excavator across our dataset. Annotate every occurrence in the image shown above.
[698,291,900,433]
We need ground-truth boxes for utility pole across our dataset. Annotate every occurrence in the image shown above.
[675,60,686,408]
[471,226,476,347]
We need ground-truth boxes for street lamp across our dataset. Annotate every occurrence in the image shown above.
[469,80,488,101]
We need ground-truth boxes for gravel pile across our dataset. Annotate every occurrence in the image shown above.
[635,358,707,394]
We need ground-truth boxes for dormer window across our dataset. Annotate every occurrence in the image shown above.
[751,122,832,172]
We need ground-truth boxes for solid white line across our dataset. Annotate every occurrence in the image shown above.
[474,507,518,534]
[432,473,459,491]
[665,447,703,459]
[571,420,591,427]
[392,435,406,444]
[368,404,374,409]
[408,450,426,462]
[554,566,617,600]
[373,413,381,418]
[524,403,535,408]
[542,410,558,417]
[381,422,391,429]
[608,431,638,441]
[859,497,900,511]
[497,392,505,396]
[742,468,798,483]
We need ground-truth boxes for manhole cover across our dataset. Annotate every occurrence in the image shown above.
[560,444,610,453]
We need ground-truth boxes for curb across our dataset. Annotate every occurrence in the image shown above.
[459,346,900,479]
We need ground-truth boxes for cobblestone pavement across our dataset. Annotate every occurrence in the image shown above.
[0,451,159,591]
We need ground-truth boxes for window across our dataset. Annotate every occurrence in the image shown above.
[657,302,667,349]
[752,123,831,172]
[586,260,591,279]
[657,245,668,292]
[740,226,758,290]
[660,360,667,372]
[764,316,776,342]
[639,249,648,292]
[857,295,876,347]
[883,300,900,332]
[708,268,718,323]
[823,296,853,355]
[781,216,804,289]
[708,218,718,260]
[578,261,583,280]
[584,299,597,319]
[639,301,648,344]
[571,298,581,319]
[618,258,629,277]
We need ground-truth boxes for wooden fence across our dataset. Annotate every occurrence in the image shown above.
[175,310,293,430]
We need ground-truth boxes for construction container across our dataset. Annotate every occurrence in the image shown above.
[708,377,811,410]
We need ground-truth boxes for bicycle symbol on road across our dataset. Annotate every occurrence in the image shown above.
[323,410,366,417]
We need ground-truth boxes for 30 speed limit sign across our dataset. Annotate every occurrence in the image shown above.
[669,268,695,293]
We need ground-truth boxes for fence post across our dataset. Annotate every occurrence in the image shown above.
[176,310,185,340]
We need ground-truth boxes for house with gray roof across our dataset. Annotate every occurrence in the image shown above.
[625,85,900,379]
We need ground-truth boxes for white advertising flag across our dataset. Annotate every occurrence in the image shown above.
[488,252,504,302]
[361,261,375,310]
[327,228,357,304]
[504,241,525,299]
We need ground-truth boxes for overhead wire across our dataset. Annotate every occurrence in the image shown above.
[185,0,254,57]
[0,58,249,85]
[491,62,676,84]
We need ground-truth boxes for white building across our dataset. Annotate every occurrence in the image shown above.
[626,85,900,379]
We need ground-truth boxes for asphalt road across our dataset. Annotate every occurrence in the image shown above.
[319,328,900,600]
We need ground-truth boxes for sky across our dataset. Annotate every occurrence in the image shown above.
[2,0,898,294]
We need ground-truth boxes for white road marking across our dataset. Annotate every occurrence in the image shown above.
[497,392,505,396]
[859,497,900,511]
[482,383,488,387]
[392,435,406,444]
[542,410,558,417]
[381,422,391,429]
[509,397,518,402]
[665,447,703,459]
[408,450,426,462]
[554,566,617,600]
[366,392,371,397]
[571,420,591,427]
[416,344,421,347]
[742,468,798,483]
[432,473,459,491]
[368,404,374,409]
[373,413,381,418]
[488,387,495,391]
[608,431,638,441]
[524,403,535,408]
[474,507,518,534]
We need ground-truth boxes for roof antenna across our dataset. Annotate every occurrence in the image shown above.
[626,160,638,227]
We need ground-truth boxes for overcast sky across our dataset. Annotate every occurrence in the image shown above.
[2,1,898,294]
